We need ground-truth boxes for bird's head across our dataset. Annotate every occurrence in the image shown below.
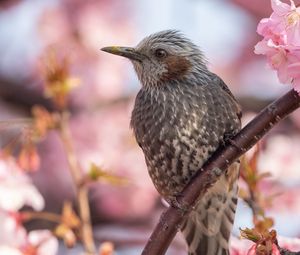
[101,30,208,87]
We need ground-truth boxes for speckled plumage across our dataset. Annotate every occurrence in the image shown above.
[131,77,240,198]
[102,30,242,255]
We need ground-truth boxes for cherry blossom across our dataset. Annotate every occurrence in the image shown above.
[0,229,58,255]
[0,211,26,247]
[0,209,58,255]
[255,0,300,93]
[0,246,22,255]
[257,0,300,46]
[0,157,54,254]
[230,236,300,254]
[0,156,44,211]
[230,237,253,255]
[21,230,59,255]
[254,39,290,83]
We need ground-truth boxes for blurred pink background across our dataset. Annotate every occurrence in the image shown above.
[0,0,300,254]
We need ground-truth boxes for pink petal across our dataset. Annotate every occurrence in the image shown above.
[271,0,292,16]
[266,38,280,48]
[0,158,45,211]
[0,211,27,247]
[254,40,277,55]
[254,40,269,55]
[28,230,58,255]
[0,246,22,255]
[257,14,286,42]
[290,0,297,9]
[272,244,281,255]
[286,22,300,46]
[287,62,300,77]
[277,62,290,83]
[289,48,300,59]
[247,245,257,255]
[257,18,272,36]
[271,51,285,68]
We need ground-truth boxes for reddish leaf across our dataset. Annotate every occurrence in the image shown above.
[17,144,40,172]
[41,49,80,109]
[99,242,114,255]
[32,105,57,138]
[54,224,77,248]
[61,201,81,229]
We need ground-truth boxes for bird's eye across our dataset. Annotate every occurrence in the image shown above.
[154,49,167,59]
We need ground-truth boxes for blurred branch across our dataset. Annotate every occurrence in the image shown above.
[239,150,268,218]
[58,111,95,255]
[0,78,54,111]
[141,89,300,255]
[0,0,22,10]
[22,211,61,223]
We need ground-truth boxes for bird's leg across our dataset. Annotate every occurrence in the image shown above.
[223,131,242,151]
[167,194,193,215]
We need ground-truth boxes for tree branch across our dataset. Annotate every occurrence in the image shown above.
[59,111,96,254]
[141,89,300,255]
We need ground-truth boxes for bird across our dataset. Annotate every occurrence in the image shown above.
[101,30,241,255]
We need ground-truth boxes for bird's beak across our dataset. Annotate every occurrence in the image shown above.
[101,46,144,62]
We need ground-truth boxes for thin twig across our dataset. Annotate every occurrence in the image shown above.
[141,89,300,255]
[22,211,62,223]
[59,111,96,254]
[0,118,32,127]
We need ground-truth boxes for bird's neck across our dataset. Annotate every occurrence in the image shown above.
[140,69,213,90]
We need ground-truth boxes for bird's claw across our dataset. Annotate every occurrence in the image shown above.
[168,196,191,215]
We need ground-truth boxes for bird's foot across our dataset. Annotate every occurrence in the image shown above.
[223,132,243,153]
[168,195,191,215]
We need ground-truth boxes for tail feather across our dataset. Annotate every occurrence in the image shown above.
[181,163,239,255]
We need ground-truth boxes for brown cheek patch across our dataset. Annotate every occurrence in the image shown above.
[161,55,191,82]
